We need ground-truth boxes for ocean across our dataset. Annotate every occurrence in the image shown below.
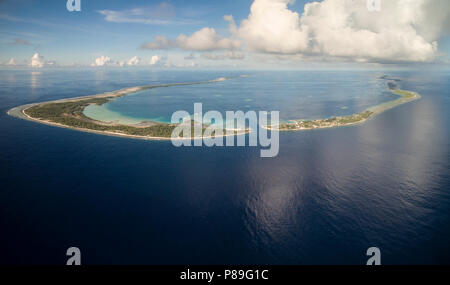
[0,69,449,264]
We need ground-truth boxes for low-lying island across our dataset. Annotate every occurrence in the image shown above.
[7,78,249,140]
[7,77,420,139]
[267,89,420,131]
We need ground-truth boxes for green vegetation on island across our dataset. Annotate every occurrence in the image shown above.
[25,98,179,137]
[24,97,246,138]
[13,77,253,139]
[8,77,420,139]
[272,89,419,131]
[278,110,373,130]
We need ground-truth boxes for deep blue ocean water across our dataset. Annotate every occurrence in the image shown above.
[0,69,449,264]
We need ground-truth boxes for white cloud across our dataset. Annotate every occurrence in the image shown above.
[29,53,57,68]
[142,26,242,52]
[1,57,32,67]
[31,53,45,68]
[98,3,183,25]
[127,56,140,66]
[224,15,238,35]
[176,27,242,51]
[141,35,175,49]
[300,0,440,62]
[237,0,309,54]
[90,55,167,67]
[149,55,161,65]
[91,55,112,67]
[6,58,16,65]
[233,0,450,62]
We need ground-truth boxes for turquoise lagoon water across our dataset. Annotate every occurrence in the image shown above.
[83,71,399,125]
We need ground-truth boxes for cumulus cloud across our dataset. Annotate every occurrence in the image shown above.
[141,35,175,49]
[142,25,242,52]
[237,0,309,54]
[301,0,443,62]
[5,58,16,65]
[1,57,34,67]
[91,55,112,67]
[29,53,56,68]
[91,55,168,67]
[233,0,450,62]
[176,27,242,51]
[149,55,161,65]
[31,53,45,68]
[127,56,141,66]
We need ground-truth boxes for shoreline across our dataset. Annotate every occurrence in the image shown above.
[7,78,421,139]
[263,89,421,131]
[7,77,250,141]
[8,104,249,141]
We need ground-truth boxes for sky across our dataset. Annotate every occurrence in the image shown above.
[0,0,449,69]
